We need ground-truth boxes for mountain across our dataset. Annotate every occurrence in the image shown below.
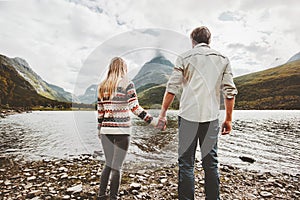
[234,60,300,109]
[132,56,173,89]
[78,56,175,104]
[9,56,75,102]
[0,55,68,107]
[287,52,300,63]
[78,84,98,104]
[138,59,300,110]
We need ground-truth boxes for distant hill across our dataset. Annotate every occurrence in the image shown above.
[0,55,69,107]
[78,84,98,104]
[132,56,173,89]
[78,56,175,104]
[287,52,300,63]
[8,56,76,102]
[234,60,300,109]
[137,59,300,110]
[77,55,300,110]
[138,84,180,109]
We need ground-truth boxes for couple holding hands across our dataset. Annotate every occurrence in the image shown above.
[97,26,238,200]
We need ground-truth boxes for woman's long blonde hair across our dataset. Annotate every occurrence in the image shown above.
[98,57,127,100]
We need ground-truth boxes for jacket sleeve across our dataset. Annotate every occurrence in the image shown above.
[222,59,238,99]
[166,56,184,95]
[126,82,153,124]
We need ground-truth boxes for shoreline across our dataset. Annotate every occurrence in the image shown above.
[0,155,299,199]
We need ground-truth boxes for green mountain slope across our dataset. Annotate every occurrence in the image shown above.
[138,85,179,109]
[138,60,300,110]
[132,56,173,89]
[0,55,69,107]
[234,60,300,109]
[6,55,75,102]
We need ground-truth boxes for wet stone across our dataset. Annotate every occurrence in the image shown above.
[130,182,141,190]
[260,191,273,197]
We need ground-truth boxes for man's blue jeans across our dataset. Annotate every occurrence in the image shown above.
[178,117,220,200]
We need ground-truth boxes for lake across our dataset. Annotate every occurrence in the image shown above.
[0,110,299,175]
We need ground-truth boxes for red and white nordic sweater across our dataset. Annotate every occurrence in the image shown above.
[97,81,153,135]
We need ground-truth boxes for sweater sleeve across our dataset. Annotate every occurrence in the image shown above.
[97,100,105,129]
[126,81,153,124]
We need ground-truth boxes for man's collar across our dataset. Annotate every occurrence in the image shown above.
[194,43,210,48]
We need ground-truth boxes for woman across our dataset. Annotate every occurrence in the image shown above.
[97,57,157,200]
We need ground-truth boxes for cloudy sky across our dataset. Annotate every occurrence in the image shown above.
[0,0,299,95]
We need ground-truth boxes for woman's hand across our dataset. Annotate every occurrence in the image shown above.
[156,115,167,131]
[150,116,167,131]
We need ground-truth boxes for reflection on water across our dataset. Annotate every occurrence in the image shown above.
[0,110,299,175]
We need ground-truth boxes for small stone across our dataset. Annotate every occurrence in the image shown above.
[130,182,141,190]
[27,176,36,181]
[24,183,33,189]
[60,173,68,179]
[28,190,42,197]
[50,176,57,181]
[129,174,135,178]
[132,190,139,195]
[260,191,273,197]
[160,178,168,184]
[23,168,33,172]
[58,167,68,172]
[62,195,71,199]
[67,184,82,194]
[4,180,11,185]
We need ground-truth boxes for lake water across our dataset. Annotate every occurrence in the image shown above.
[0,110,299,175]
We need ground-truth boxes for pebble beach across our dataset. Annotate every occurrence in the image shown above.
[0,155,299,200]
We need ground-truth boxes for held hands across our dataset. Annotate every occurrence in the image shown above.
[150,116,167,131]
[221,120,232,135]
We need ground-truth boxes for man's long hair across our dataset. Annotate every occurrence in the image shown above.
[98,57,127,100]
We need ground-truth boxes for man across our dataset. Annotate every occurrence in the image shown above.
[158,26,238,200]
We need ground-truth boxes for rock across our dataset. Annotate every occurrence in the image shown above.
[160,178,168,184]
[67,184,82,194]
[137,170,147,174]
[129,174,135,178]
[260,191,273,197]
[62,195,71,199]
[131,190,139,195]
[130,182,141,190]
[60,173,68,179]
[27,176,36,181]
[58,167,68,172]
[239,156,255,163]
[157,184,164,189]
[24,183,33,189]
[27,190,42,198]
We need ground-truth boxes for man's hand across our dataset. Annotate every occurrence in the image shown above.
[221,121,232,135]
[150,116,167,131]
[156,116,167,131]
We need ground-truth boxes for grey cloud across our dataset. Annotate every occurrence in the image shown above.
[218,11,243,21]
[68,0,103,14]
[227,42,270,54]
